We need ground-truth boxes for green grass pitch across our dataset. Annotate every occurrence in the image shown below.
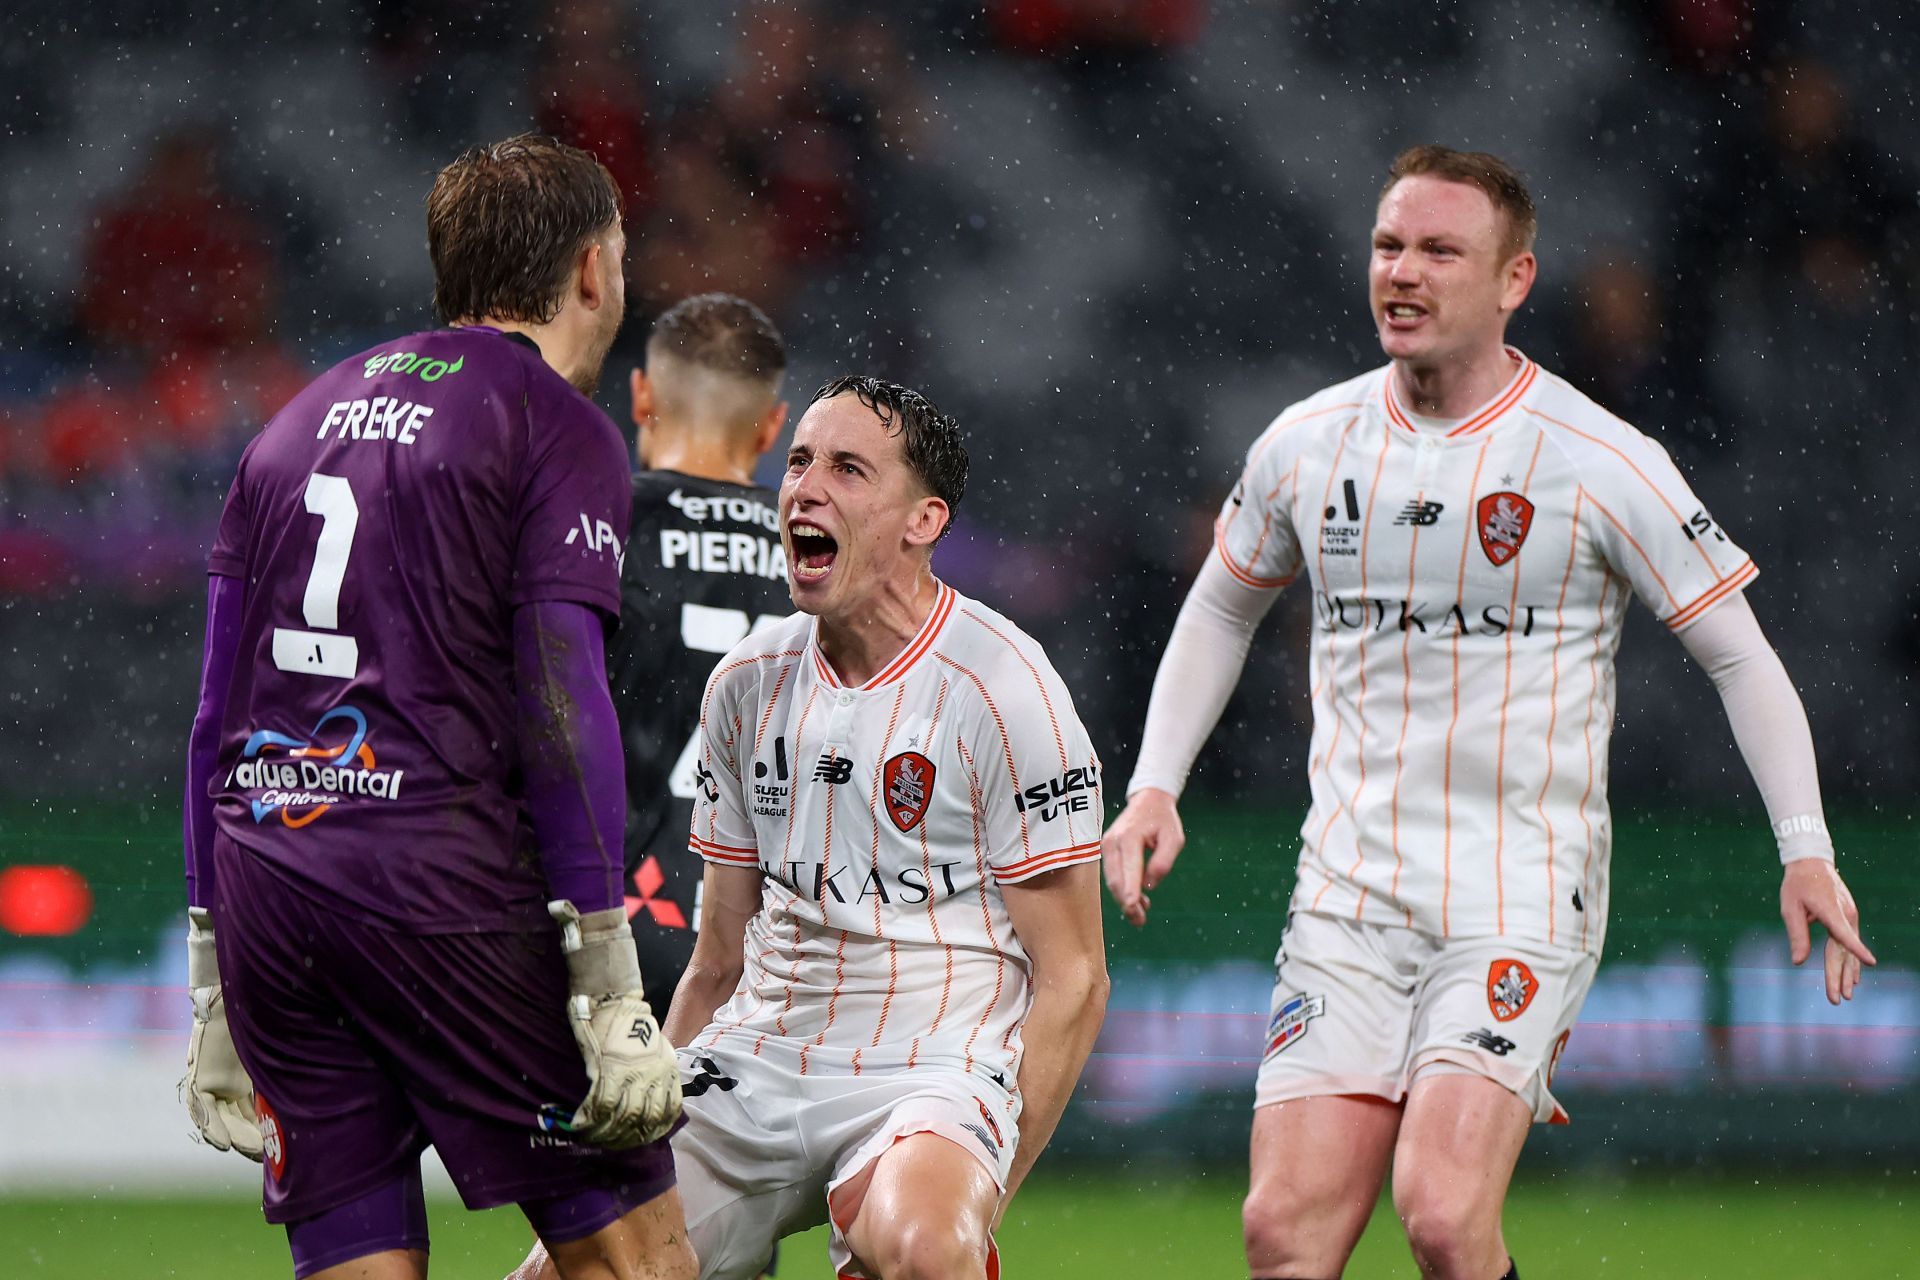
[9,1171,1920,1277]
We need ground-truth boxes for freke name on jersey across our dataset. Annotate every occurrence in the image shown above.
[661,529,786,581]
[314,397,435,445]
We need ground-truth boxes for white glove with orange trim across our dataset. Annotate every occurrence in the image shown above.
[548,900,682,1149]
[181,907,264,1161]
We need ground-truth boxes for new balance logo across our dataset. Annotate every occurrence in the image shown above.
[682,1056,739,1099]
[1462,1028,1517,1056]
[812,755,853,785]
[1395,500,1446,527]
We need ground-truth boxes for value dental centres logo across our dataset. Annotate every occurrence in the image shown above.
[228,705,406,827]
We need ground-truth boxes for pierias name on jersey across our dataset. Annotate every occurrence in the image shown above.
[314,397,435,445]
[660,529,786,582]
[1314,592,1544,638]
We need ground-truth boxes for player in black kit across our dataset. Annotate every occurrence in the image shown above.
[609,294,791,1027]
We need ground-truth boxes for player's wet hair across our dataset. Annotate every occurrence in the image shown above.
[428,132,623,326]
[648,294,788,385]
[1383,145,1537,260]
[813,375,969,540]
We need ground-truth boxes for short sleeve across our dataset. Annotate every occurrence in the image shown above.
[510,377,633,619]
[1213,417,1304,591]
[971,656,1104,884]
[688,666,760,869]
[1583,432,1757,631]
[207,438,257,580]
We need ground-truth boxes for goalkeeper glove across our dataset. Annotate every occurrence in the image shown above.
[181,907,263,1161]
[548,899,682,1148]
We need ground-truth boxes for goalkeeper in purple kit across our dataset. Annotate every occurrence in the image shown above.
[179,134,695,1280]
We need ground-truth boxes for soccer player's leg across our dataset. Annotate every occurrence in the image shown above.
[1243,911,1416,1278]
[1390,1073,1529,1280]
[836,1134,999,1280]
[1390,937,1596,1279]
[670,1041,815,1278]
[289,1174,430,1280]
[824,1079,1015,1280]
[528,1185,697,1280]
[213,836,437,1273]
[1246,1096,1401,1278]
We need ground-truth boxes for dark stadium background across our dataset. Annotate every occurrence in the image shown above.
[2,0,1916,1275]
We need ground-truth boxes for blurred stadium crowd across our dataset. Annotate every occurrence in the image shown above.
[1,0,1916,806]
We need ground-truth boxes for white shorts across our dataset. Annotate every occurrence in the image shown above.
[670,1040,1018,1279]
[1253,911,1596,1124]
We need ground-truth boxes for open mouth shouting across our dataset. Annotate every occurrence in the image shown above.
[790,520,839,581]
[1383,300,1429,329]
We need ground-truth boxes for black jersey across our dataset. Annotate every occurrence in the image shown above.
[609,471,790,937]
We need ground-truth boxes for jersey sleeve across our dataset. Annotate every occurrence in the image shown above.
[1213,415,1305,591]
[510,376,633,619]
[971,655,1104,885]
[206,438,257,580]
[688,662,760,869]
[1581,430,1757,631]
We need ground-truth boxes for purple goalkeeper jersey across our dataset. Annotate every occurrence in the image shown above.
[205,326,632,932]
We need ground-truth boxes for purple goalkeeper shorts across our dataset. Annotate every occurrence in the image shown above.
[211,832,676,1224]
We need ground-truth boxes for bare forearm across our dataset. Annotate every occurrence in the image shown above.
[662,956,741,1047]
[1006,966,1109,1199]
[665,863,762,1046]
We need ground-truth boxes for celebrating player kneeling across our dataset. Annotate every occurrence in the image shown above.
[515,376,1110,1280]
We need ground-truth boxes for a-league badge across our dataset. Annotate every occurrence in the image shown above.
[1476,491,1534,567]
[1264,992,1326,1059]
[1487,959,1539,1022]
[882,751,935,832]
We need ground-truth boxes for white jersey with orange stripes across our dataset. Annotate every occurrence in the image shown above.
[1215,349,1754,956]
[686,580,1103,1080]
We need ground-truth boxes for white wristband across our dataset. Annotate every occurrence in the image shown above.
[186,907,220,989]
[1773,813,1835,865]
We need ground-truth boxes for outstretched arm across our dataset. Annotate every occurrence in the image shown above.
[1676,594,1874,1002]
[1104,552,1282,925]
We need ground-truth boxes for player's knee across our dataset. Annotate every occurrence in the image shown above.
[865,1215,987,1280]
[1393,1176,1497,1277]
[1241,1189,1284,1261]
[1241,1186,1322,1273]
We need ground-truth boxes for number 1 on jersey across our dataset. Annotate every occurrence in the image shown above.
[271,472,361,679]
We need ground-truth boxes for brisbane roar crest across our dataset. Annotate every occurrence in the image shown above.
[1486,958,1539,1022]
[882,751,935,832]
[1476,491,1534,567]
